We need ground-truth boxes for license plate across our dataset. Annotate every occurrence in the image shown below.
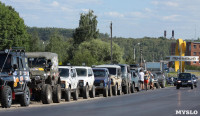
[182,83,187,85]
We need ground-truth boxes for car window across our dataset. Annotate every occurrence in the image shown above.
[93,70,106,77]
[59,68,69,78]
[179,73,191,79]
[76,68,87,77]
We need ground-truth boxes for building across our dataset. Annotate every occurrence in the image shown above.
[170,42,200,66]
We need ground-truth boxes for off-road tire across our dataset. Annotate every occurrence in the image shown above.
[112,85,117,96]
[41,84,52,104]
[103,86,108,97]
[176,85,180,89]
[155,83,160,89]
[137,83,141,92]
[89,85,95,98]
[117,86,122,95]
[108,85,112,97]
[161,81,165,88]
[1,86,12,108]
[20,86,30,106]
[194,85,197,88]
[83,85,89,99]
[73,88,79,101]
[53,84,61,103]
[64,88,71,102]
[124,85,128,94]
[131,83,136,93]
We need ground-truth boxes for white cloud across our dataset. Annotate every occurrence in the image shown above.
[81,9,89,12]
[105,12,124,18]
[51,1,59,7]
[152,1,179,7]
[162,15,180,21]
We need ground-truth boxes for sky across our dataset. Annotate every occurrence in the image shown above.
[1,0,200,39]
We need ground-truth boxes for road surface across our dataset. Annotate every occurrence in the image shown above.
[0,82,199,116]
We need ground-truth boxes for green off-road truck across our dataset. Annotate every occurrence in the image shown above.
[26,52,61,104]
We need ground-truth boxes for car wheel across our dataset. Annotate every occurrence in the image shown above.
[108,85,112,97]
[53,84,61,103]
[124,84,128,94]
[41,84,52,104]
[112,85,117,96]
[103,85,108,97]
[131,83,136,93]
[194,85,197,88]
[64,88,71,102]
[176,85,180,89]
[117,86,122,95]
[89,85,95,98]
[83,85,89,99]
[137,83,141,92]
[73,87,79,101]
[20,86,30,106]
[1,86,12,108]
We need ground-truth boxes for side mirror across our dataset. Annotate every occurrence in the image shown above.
[13,64,18,70]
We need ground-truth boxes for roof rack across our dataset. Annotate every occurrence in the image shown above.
[11,47,25,55]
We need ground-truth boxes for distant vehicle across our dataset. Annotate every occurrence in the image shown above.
[166,77,175,85]
[151,73,160,89]
[59,66,79,102]
[130,70,140,92]
[92,68,112,97]
[74,66,95,99]
[94,65,122,96]
[0,48,31,108]
[176,73,195,89]
[152,71,166,88]
[116,64,131,94]
[192,74,197,88]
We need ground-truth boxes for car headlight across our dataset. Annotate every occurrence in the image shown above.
[177,80,181,83]
[188,80,191,82]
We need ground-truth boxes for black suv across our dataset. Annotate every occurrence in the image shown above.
[176,73,194,89]
[0,48,31,108]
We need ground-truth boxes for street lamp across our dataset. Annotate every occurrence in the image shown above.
[133,43,140,63]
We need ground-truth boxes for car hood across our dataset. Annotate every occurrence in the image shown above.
[77,76,89,81]
[60,77,70,81]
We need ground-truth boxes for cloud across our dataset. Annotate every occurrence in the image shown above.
[162,15,180,21]
[81,9,89,12]
[152,1,179,7]
[51,1,59,7]
[105,12,124,18]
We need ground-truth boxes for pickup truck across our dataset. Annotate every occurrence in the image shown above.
[94,65,122,96]
[92,68,112,97]
[74,66,95,99]
[59,66,79,102]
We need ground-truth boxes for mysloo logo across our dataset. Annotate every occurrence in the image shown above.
[176,110,198,115]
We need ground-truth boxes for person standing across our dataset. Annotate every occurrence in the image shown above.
[144,71,150,91]
[139,69,144,90]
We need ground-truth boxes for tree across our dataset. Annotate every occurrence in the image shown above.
[73,10,99,45]
[71,39,124,66]
[0,2,29,50]
[29,31,41,52]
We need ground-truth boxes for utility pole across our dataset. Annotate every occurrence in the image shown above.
[110,21,113,64]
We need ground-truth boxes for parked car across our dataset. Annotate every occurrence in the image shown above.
[27,52,61,104]
[94,65,122,96]
[59,66,79,102]
[176,73,195,89]
[116,64,131,94]
[192,74,197,88]
[74,66,95,99]
[0,48,31,108]
[92,68,112,97]
[130,70,140,92]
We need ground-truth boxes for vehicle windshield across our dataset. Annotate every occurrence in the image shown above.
[59,68,69,78]
[107,68,116,75]
[0,54,12,70]
[28,57,46,68]
[0,54,12,69]
[178,73,191,79]
[93,70,106,77]
[121,66,126,74]
[76,68,87,77]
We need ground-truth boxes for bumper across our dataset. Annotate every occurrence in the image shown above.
[177,83,192,87]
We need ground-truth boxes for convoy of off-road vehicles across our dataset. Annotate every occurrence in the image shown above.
[0,48,192,108]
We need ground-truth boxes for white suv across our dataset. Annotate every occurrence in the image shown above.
[74,66,95,99]
[59,66,79,102]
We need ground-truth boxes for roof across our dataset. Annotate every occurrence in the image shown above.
[95,64,121,68]
[58,66,73,69]
[116,64,130,67]
[73,66,92,69]
[26,52,58,59]
[92,68,108,71]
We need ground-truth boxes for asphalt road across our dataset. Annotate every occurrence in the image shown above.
[0,82,199,116]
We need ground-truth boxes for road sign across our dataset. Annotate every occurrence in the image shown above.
[168,56,199,61]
